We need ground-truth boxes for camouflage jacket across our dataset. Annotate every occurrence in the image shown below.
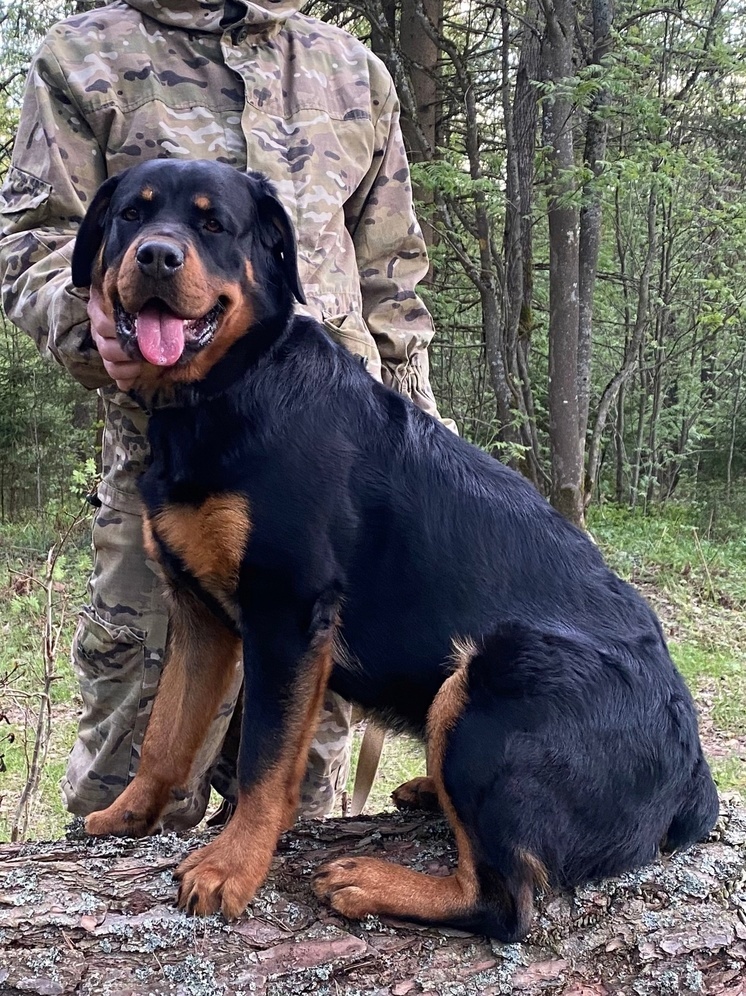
[0,0,452,512]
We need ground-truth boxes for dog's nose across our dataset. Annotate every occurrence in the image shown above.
[136,240,185,279]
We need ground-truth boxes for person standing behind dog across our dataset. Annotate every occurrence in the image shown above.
[0,0,454,828]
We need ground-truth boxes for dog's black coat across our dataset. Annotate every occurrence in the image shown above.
[73,159,719,940]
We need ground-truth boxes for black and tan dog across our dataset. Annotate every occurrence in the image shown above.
[72,159,718,941]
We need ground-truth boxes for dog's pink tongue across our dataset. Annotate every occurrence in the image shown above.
[136,305,186,367]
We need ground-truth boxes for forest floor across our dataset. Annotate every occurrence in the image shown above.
[1,495,745,842]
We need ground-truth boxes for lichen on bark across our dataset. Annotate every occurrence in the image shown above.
[1,797,744,995]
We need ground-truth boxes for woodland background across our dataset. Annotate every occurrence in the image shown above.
[4,0,746,523]
[1,0,746,841]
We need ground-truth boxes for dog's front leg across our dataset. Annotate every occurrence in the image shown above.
[86,588,240,837]
[174,586,339,918]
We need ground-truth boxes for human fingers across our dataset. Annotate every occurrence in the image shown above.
[88,290,143,388]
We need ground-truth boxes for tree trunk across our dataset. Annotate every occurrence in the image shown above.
[585,183,657,504]
[2,803,746,995]
[577,0,614,456]
[503,0,544,485]
[542,0,584,526]
[369,0,397,64]
[457,30,523,454]
[399,0,441,159]
[631,346,648,507]
[400,0,442,258]
[614,386,626,502]
[726,350,746,495]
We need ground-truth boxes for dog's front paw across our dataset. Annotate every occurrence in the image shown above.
[312,857,387,919]
[85,779,166,837]
[85,803,153,838]
[174,837,261,919]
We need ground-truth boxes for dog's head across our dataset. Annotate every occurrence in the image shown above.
[72,159,305,387]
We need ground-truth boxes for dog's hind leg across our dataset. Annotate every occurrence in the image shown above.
[314,645,544,942]
[662,754,719,853]
[86,587,240,837]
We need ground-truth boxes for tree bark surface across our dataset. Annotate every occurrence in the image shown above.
[1,801,745,995]
[542,0,584,527]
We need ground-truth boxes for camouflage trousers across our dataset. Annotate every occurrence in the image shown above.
[61,499,352,829]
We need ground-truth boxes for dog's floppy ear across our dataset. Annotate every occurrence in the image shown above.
[246,172,306,305]
[71,172,125,288]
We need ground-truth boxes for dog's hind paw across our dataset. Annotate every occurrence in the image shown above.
[314,855,479,929]
[391,776,441,812]
[312,858,381,918]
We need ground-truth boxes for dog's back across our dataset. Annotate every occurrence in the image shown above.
[262,319,702,722]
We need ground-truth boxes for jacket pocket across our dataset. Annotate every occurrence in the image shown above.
[74,606,147,721]
[323,312,382,384]
[66,606,149,808]
[0,166,52,229]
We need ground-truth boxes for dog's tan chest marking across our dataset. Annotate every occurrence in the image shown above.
[146,493,251,595]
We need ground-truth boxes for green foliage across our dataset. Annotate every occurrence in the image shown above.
[3,0,746,513]
[1,3,100,527]
[591,498,746,606]
[0,319,98,523]
[0,2,78,140]
[0,511,91,841]
[423,0,746,504]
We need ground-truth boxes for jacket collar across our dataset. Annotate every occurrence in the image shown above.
[121,0,301,35]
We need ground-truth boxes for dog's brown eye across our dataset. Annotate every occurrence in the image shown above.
[121,207,139,222]
[204,218,224,234]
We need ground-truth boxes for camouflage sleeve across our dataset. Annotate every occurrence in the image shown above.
[0,41,110,390]
[345,74,456,430]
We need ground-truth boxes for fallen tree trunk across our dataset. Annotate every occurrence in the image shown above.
[1,797,745,996]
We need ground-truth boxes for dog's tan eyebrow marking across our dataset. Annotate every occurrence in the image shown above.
[140,186,155,201]
[194,194,212,211]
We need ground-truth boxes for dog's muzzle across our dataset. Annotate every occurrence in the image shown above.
[115,298,223,367]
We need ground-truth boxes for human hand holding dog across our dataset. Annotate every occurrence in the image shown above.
[89,287,143,390]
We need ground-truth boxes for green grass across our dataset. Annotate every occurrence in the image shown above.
[1,515,90,842]
[671,642,746,733]
[710,757,746,795]
[590,499,746,608]
[346,729,425,816]
[1,496,745,841]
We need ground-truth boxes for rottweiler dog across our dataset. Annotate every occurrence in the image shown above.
[72,158,718,941]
